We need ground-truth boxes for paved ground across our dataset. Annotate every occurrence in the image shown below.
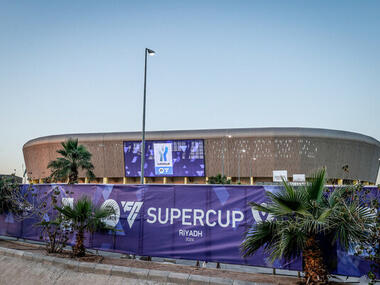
[0,236,362,283]
[0,241,299,285]
[0,254,172,285]
[0,237,368,284]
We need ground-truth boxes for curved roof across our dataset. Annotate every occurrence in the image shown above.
[24,127,380,149]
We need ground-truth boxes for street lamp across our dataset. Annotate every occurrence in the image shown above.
[250,157,256,180]
[222,135,232,177]
[238,149,246,183]
[141,48,156,185]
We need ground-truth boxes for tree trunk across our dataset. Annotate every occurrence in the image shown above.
[73,229,85,257]
[69,168,78,184]
[303,236,329,284]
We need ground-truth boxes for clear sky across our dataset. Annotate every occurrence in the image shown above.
[0,0,379,177]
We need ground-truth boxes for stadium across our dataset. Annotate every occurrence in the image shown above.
[23,127,380,185]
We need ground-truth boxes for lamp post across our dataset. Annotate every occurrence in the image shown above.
[250,157,256,182]
[238,149,246,183]
[222,135,232,177]
[140,48,155,185]
[222,148,224,177]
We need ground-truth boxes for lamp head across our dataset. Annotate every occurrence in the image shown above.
[147,48,155,56]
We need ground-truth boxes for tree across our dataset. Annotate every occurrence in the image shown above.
[0,174,23,215]
[47,138,95,184]
[1,173,76,255]
[241,168,376,284]
[8,184,72,254]
[55,196,115,257]
[351,184,379,284]
[35,187,71,254]
[208,174,231,184]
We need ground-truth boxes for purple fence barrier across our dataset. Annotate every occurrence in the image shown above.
[0,184,378,277]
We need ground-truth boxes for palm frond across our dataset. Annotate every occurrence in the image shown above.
[271,223,306,262]
[249,202,275,214]
[327,186,347,208]
[307,168,326,202]
[302,217,330,235]
[317,208,332,223]
[329,202,375,249]
[241,220,281,257]
[265,188,310,217]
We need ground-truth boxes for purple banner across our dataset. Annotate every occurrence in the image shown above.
[123,140,205,177]
[0,184,378,277]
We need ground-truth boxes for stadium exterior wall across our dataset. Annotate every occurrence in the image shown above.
[23,128,380,184]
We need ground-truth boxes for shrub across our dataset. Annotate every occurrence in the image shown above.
[242,168,376,284]
[55,196,115,257]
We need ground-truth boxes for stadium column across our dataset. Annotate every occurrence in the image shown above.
[103,177,109,184]
[205,177,209,184]
[337,179,343,185]
[123,177,127,184]
[84,177,89,184]
[163,177,167,184]
[250,177,254,185]
[353,180,359,185]
[39,178,43,184]
[363,181,369,185]
[184,177,188,184]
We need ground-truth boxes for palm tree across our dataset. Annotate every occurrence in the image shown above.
[208,174,231,184]
[55,196,115,257]
[242,168,375,284]
[47,138,95,184]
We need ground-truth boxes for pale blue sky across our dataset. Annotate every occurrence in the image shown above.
[0,0,379,176]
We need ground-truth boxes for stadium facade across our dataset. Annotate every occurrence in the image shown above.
[23,128,380,185]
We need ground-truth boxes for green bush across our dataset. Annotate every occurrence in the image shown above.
[208,174,231,184]
[55,196,115,257]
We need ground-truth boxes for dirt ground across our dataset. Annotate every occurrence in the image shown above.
[0,239,300,284]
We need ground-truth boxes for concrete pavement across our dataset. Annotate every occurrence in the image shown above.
[0,247,270,285]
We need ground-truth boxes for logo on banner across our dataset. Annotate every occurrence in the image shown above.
[121,201,144,228]
[153,143,173,175]
[101,199,120,228]
[251,203,273,223]
[62,197,74,208]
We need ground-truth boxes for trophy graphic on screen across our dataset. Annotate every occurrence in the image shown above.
[159,145,169,162]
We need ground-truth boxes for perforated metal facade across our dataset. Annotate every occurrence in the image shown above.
[23,128,380,184]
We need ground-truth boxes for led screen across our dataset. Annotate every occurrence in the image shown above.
[123,140,205,177]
